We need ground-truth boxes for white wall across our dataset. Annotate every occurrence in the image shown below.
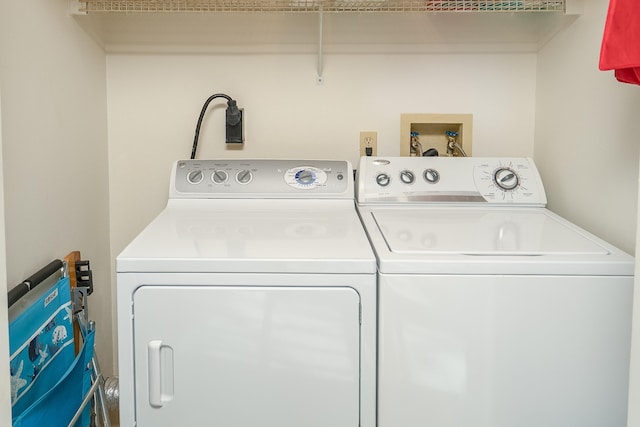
[0,88,12,427]
[107,51,537,256]
[535,0,640,255]
[1,0,113,387]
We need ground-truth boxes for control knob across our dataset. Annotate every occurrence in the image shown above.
[187,169,204,184]
[423,168,440,184]
[494,167,519,191]
[376,173,391,187]
[400,170,415,184]
[296,169,315,185]
[212,170,228,184]
[236,169,252,184]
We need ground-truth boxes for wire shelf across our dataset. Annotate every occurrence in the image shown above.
[79,0,565,13]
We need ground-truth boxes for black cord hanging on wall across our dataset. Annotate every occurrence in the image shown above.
[190,93,244,160]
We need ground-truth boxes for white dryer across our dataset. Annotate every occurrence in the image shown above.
[117,159,376,427]
[356,156,634,427]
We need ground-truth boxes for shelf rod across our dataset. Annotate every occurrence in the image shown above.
[317,6,324,84]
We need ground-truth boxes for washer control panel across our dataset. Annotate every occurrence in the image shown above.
[171,159,352,199]
[356,156,547,206]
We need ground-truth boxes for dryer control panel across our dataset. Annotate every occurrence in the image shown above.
[356,157,547,206]
[171,159,353,199]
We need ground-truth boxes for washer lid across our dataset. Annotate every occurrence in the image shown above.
[372,208,609,256]
[362,206,634,275]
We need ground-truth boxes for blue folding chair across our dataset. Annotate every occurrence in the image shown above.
[8,259,110,427]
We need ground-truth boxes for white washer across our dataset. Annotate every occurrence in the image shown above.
[356,156,634,427]
[117,159,376,427]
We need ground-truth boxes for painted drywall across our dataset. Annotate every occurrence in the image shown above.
[0,89,12,427]
[107,51,537,257]
[0,0,113,387]
[535,0,640,255]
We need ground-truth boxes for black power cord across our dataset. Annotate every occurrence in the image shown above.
[190,93,243,159]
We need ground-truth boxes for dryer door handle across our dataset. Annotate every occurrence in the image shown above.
[148,340,174,408]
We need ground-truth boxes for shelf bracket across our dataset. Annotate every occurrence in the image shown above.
[316,6,324,85]
[68,0,88,15]
[564,0,585,15]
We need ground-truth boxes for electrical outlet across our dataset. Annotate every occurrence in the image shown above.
[360,131,377,157]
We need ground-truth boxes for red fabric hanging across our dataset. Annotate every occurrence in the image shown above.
[599,0,640,86]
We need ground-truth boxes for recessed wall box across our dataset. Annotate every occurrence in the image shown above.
[400,113,473,157]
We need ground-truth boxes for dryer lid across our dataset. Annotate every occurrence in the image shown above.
[117,199,376,274]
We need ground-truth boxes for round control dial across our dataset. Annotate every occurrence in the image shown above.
[296,169,315,185]
[423,168,440,184]
[473,160,545,204]
[376,173,391,187]
[235,169,253,184]
[284,166,328,189]
[211,170,228,184]
[400,170,415,184]
[187,169,204,185]
[493,167,520,191]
